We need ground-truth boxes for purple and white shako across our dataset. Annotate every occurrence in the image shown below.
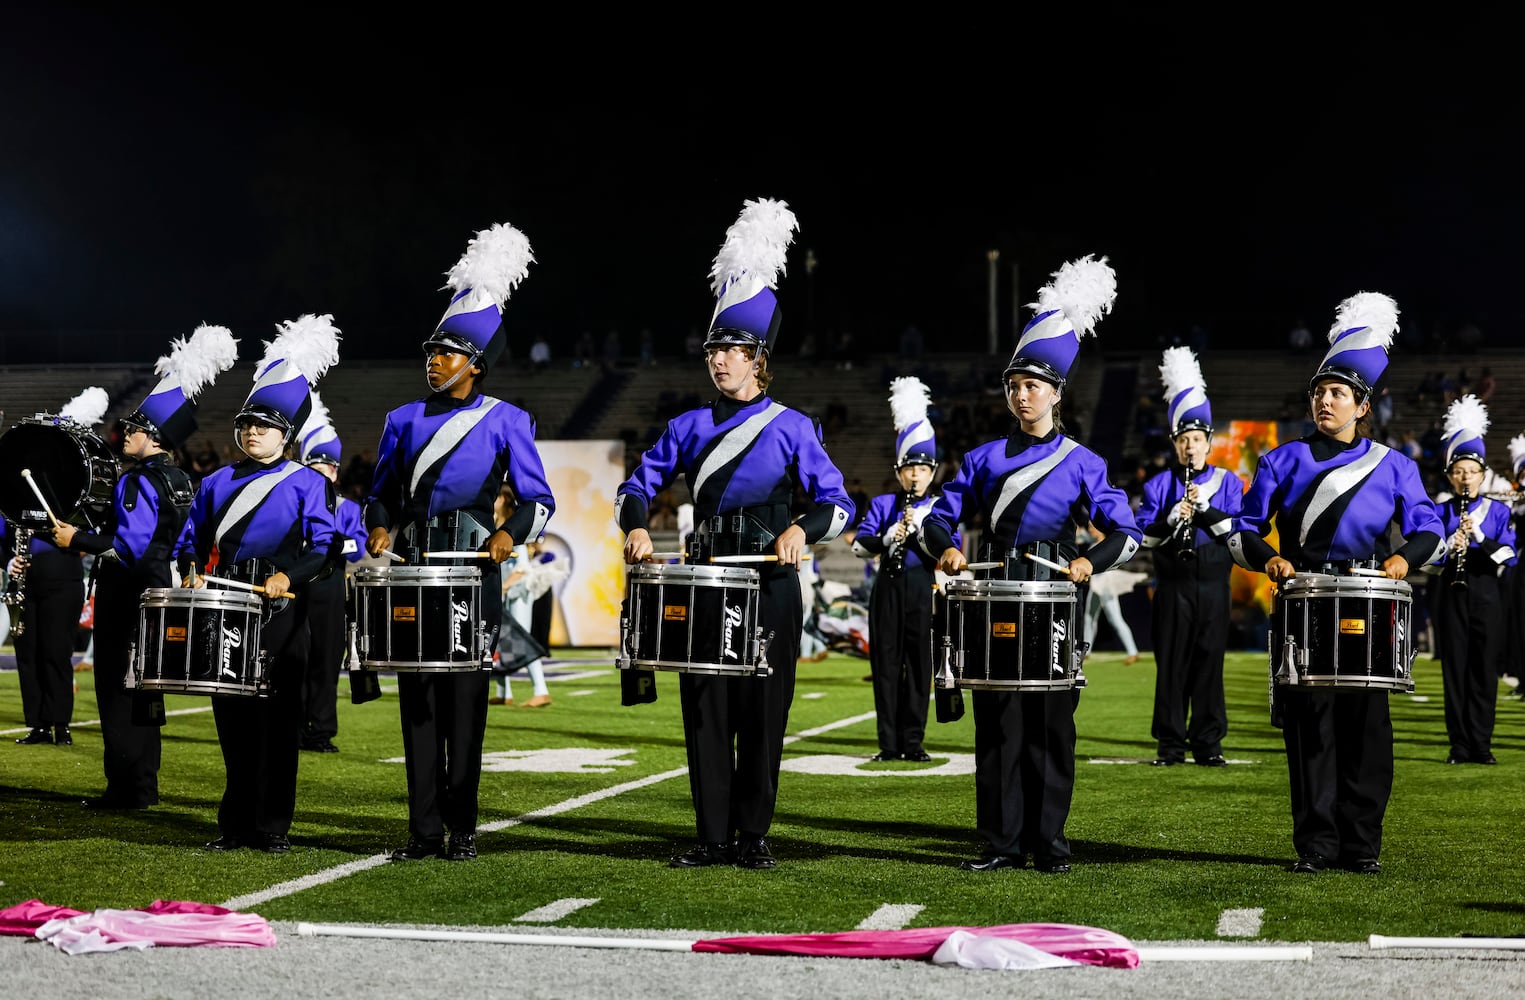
[425,222,535,371]
[1310,291,1399,401]
[889,376,936,470]
[124,324,240,448]
[704,198,799,356]
[1159,346,1212,438]
[1004,255,1117,390]
[297,391,342,467]
[1441,394,1490,472]
[238,313,341,438]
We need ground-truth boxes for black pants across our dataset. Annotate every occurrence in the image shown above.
[678,565,802,843]
[397,562,500,840]
[868,562,933,756]
[93,561,162,805]
[211,593,309,838]
[971,687,1079,863]
[14,570,83,729]
[1281,689,1392,863]
[1149,569,1231,762]
[1432,570,1503,759]
[302,570,347,741]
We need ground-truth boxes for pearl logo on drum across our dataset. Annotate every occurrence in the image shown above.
[451,598,471,655]
[1050,619,1067,674]
[221,625,242,678]
[722,601,744,661]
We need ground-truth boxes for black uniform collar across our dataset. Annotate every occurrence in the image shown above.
[1005,424,1060,458]
[232,457,286,478]
[1305,431,1363,462]
[424,389,481,417]
[712,393,770,423]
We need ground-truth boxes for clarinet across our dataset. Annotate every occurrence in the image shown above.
[1173,460,1198,557]
[1451,488,1471,590]
[1,526,34,636]
[885,494,916,576]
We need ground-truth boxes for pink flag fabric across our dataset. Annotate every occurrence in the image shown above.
[0,898,274,953]
[693,922,1139,969]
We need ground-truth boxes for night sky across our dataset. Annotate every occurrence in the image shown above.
[4,9,1520,363]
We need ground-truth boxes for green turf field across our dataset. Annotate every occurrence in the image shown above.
[3,650,1523,942]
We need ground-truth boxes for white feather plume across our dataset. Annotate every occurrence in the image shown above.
[155,323,240,400]
[1029,254,1117,337]
[297,390,333,445]
[1159,346,1204,401]
[1328,291,1399,345]
[888,376,932,432]
[1442,394,1490,440]
[261,313,342,385]
[59,386,110,426]
[443,222,535,305]
[709,198,799,296]
[1510,434,1525,467]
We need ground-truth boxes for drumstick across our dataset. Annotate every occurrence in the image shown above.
[378,549,406,563]
[964,561,1005,571]
[422,550,491,559]
[19,469,62,529]
[203,575,297,600]
[709,553,815,564]
[1346,566,1387,578]
[643,551,684,561]
[1024,551,1071,574]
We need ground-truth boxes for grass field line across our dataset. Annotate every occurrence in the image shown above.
[1,704,211,737]
[219,709,879,911]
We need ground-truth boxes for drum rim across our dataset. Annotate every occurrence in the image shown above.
[1280,575,1412,598]
[628,563,761,584]
[355,566,484,583]
[943,578,1076,597]
[140,587,265,610]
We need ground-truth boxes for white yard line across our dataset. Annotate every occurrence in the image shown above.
[856,904,924,930]
[220,710,878,910]
[517,898,602,923]
[1216,907,1265,937]
[2,704,211,736]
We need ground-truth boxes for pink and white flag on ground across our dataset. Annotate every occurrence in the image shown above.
[692,922,1139,969]
[0,899,275,954]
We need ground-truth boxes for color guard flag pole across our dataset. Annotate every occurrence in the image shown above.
[1369,934,1525,951]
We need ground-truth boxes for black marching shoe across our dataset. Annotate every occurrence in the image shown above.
[1477,752,1498,765]
[258,833,292,854]
[300,737,340,753]
[903,750,933,763]
[959,855,1023,872]
[1150,757,1184,767]
[1290,854,1330,873]
[1197,755,1227,768]
[54,726,72,746]
[1034,858,1072,874]
[447,833,478,861]
[15,727,52,745]
[869,751,901,762]
[205,834,245,851]
[1346,857,1382,874]
[670,841,735,868]
[735,837,777,870]
[390,836,445,862]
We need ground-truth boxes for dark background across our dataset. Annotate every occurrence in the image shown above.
[3,7,1520,362]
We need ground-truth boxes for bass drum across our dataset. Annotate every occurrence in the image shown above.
[0,417,120,529]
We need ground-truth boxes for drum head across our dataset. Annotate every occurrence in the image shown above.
[0,422,104,526]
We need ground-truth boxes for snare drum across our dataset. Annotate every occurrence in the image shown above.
[1273,574,1414,692]
[132,589,267,697]
[939,578,1082,691]
[618,563,768,676]
[355,565,486,670]
[0,417,120,529]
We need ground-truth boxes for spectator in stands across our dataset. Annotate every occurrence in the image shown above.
[573,330,596,368]
[846,478,870,526]
[602,329,622,369]
[529,333,551,372]
[1475,366,1496,402]
[683,327,704,359]
[341,449,375,500]
[638,328,655,366]
[899,323,925,362]
[1287,317,1313,353]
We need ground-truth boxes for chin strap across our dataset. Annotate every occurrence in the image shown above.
[430,354,481,393]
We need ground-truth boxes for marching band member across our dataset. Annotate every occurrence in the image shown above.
[295,395,367,752]
[365,222,554,863]
[852,376,951,763]
[7,389,102,748]
[923,255,1141,874]
[1429,395,1514,764]
[1136,347,1241,767]
[1506,433,1525,699]
[1230,292,1444,875]
[54,325,238,806]
[617,199,853,869]
[174,315,342,853]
